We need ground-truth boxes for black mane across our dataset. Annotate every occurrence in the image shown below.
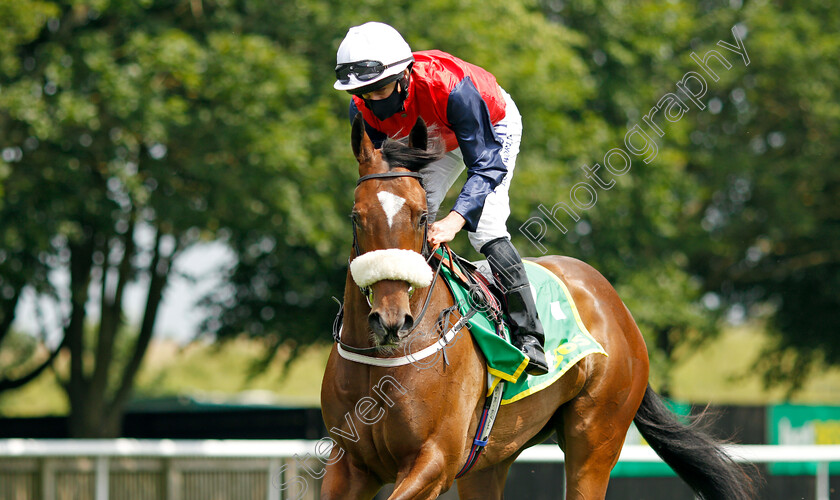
[381,135,445,172]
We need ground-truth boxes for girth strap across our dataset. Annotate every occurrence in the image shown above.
[455,377,505,478]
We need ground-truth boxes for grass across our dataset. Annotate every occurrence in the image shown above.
[0,337,332,417]
[1,325,839,417]
[670,324,840,405]
[132,337,332,405]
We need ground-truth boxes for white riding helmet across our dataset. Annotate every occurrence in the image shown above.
[334,22,414,92]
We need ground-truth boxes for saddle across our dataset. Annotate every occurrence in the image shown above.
[431,246,507,328]
[429,246,536,385]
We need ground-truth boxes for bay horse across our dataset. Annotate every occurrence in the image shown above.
[320,115,754,499]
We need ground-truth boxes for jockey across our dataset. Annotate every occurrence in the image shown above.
[334,22,549,376]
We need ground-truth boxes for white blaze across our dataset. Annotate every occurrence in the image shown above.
[377,191,406,228]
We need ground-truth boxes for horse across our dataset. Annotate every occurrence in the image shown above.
[319,115,755,500]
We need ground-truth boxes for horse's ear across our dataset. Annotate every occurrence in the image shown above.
[351,113,375,164]
[408,117,428,151]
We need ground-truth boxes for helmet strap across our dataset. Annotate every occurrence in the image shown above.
[398,71,410,102]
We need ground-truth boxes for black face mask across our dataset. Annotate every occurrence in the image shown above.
[365,84,404,121]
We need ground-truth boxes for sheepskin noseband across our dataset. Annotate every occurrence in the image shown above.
[350,249,433,289]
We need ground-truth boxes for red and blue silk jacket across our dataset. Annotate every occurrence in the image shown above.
[349,50,508,233]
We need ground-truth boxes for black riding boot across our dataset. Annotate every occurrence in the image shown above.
[481,237,549,376]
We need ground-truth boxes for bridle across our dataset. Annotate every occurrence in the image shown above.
[336,170,445,355]
[337,174,498,476]
[350,171,432,260]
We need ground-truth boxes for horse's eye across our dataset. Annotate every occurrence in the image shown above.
[418,212,428,226]
[350,212,361,224]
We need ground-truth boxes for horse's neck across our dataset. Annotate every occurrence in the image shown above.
[342,272,372,347]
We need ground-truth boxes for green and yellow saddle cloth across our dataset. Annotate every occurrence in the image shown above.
[434,248,607,404]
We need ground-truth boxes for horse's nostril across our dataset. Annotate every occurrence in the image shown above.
[401,315,414,335]
[369,310,412,342]
[368,312,383,334]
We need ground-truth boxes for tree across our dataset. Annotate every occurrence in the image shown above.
[2,0,837,428]
[0,0,62,393]
[0,0,345,435]
[683,0,840,393]
[527,0,840,394]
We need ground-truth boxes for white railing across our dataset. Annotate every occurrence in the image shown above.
[519,444,840,500]
[1,440,838,500]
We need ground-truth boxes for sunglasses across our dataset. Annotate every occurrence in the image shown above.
[335,57,413,84]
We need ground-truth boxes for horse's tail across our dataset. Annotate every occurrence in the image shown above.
[633,384,757,500]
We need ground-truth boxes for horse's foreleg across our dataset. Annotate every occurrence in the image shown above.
[387,446,451,500]
[320,455,381,500]
[454,457,516,500]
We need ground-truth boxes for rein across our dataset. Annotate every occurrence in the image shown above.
[333,254,444,356]
[335,168,501,479]
[334,171,448,357]
[356,171,424,185]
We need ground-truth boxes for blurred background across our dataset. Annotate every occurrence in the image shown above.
[0,0,838,498]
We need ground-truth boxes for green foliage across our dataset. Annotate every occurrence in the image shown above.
[0,0,349,434]
[680,1,840,392]
[0,0,59,79]
[0,330,40,375]
[0,0,837,425]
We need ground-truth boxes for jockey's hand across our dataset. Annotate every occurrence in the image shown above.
[428,211,466,246]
